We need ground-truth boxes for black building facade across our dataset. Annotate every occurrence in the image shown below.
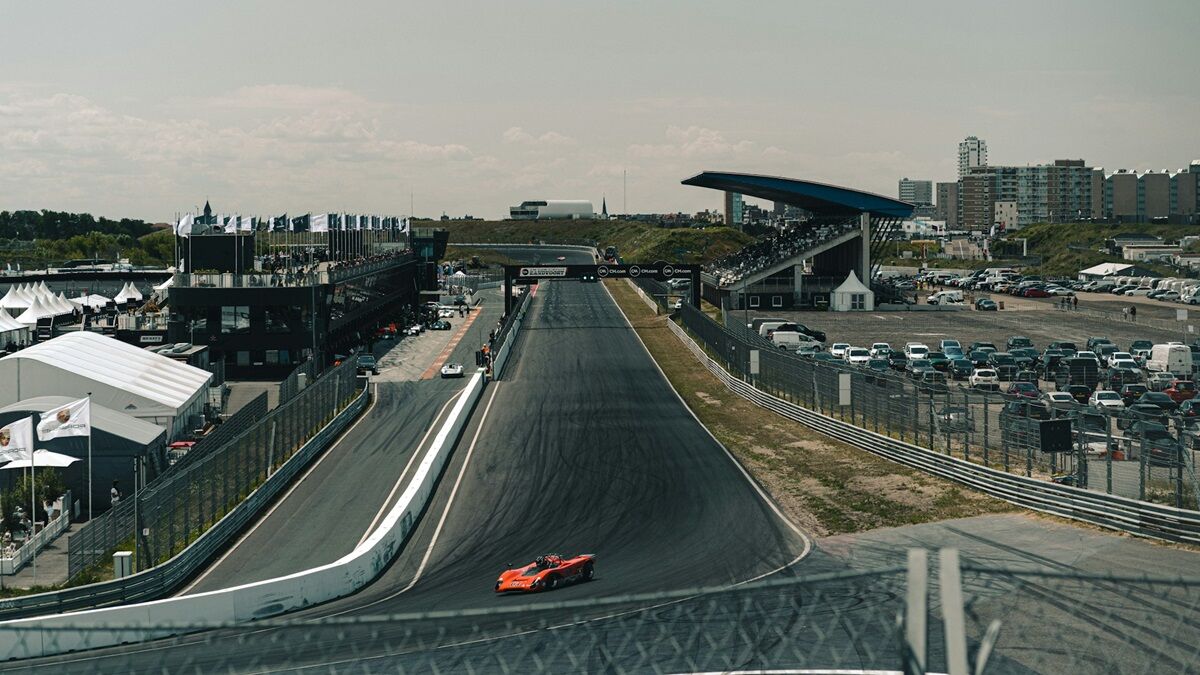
[167,254,421,378]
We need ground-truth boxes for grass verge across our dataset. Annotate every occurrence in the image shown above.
[606,279,1012,537]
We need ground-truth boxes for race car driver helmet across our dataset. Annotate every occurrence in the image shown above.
[535,556,547,569]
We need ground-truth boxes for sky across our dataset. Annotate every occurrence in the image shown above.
[0,0,1197,222]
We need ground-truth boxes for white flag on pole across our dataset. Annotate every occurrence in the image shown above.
[239,215,255,232]
[176,214,195,237]
[0,416,34,462]
[311,213,330,233]
[37,397,91,441]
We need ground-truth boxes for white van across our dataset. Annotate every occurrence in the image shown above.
[758,321,789,338]
[771,331,819,350]
[1147,343,1193,376]
[927,290,964,305]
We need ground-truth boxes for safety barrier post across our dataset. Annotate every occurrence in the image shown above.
[1140,435,1148,501]
[901,548,928,675]
[1106,415,1113,494]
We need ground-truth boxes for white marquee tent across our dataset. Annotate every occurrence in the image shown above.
[0,332,212,438]
[829,270,874,312]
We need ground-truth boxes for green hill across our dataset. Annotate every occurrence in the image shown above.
[438,219,752,265]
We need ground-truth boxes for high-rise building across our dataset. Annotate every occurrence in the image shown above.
[936,182,959,228]
[958,136,988,178]
[724,191,744,229]
[898,178,933,206]
[1101,164,1200,223]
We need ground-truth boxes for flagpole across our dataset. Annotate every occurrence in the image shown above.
[30,456,36,586]
[87,392,93,522]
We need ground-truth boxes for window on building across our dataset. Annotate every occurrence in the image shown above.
[264,306,297,334]
[221,306,250,334]
[748,296,760,308]
[236,351,250,366]
[188,309,208,335]
[772,296,783,308]
[851,293,865,310]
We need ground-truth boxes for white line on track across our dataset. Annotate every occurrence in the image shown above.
[322,382,501,618]
[178,381,382,596]
[355,391,462,547]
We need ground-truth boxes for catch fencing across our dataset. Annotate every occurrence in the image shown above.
[66,357,360,580]
[7,556,1200,674]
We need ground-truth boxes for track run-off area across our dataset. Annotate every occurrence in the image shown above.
[7,247,1200,674]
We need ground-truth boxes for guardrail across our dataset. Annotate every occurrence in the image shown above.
[0,374,483,659]
[0,492,72,576]
[492,289,532,380]
[0,387,368,622]
[665,318,1200,546]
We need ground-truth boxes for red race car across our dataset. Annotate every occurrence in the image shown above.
[495,553,595,593]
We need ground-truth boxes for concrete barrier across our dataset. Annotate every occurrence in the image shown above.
[491,291,532,380]
[0,373,486,660]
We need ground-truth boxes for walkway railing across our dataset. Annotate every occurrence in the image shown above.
[0,491,72,576]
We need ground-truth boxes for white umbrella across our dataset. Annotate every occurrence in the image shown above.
[0,449,80,469]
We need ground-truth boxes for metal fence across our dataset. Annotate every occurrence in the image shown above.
[7,557,1200,673]
[632,277,1200,512]
[66,357,360,579]
[167,393,269,472]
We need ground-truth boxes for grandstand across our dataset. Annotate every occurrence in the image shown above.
[683,172,914,309]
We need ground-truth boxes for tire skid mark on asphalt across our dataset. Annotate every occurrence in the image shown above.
[421,310,482,380]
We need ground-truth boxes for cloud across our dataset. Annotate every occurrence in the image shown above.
[502,126,576,146]
[628,125,754,159]
[0,86,482,217]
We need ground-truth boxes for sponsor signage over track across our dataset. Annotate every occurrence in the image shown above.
[511,263,694,282]
[519,266,568,278]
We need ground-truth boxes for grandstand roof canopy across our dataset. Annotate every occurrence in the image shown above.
[682,171,915,219]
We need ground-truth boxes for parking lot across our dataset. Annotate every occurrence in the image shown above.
[752,299,1186,357]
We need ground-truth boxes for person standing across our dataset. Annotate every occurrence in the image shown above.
[1072,295,1078,310]
[1130,305,1137,321]
[111,480,122,508]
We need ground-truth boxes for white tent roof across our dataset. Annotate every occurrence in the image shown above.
[113,282,136,303]
[0,286,27,310]
[126,283,143,301]
[16,296,50,324]
[152,277,173,291]
[833,270,871,294]
[0,332,212,410]
[69,293,111,309]
[1079,262,1134,277]
[0,311,26,333]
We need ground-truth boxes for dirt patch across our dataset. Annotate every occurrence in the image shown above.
[606,279,1012,537]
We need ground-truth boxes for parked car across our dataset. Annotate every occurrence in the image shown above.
[1041,391,1078,411]
[1047,341,1078,355]
[1065,384,1093,405]
[1121,422,1182,466]
[907,359,935,379]
[949,358,974,380]
[1148,371,1177,391]
[918,370,948,391]
[430,320,452,330]
[1119,384,1149,406]
[1138,391,1179,412]
[887,351,908,371]
[845,347,872,365]
[970,341,998,352]
[830,343,851,359]
[970,368,999,388]
[904,343,930,360]
[1088,390,1125,411]
[975,298,998,311]
[1165,380,1197,403]
[939,339,962,353]
[968,350,991,368]
[926,351,951,372]
[1008,382,1040,398]
[869,342,892,357]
